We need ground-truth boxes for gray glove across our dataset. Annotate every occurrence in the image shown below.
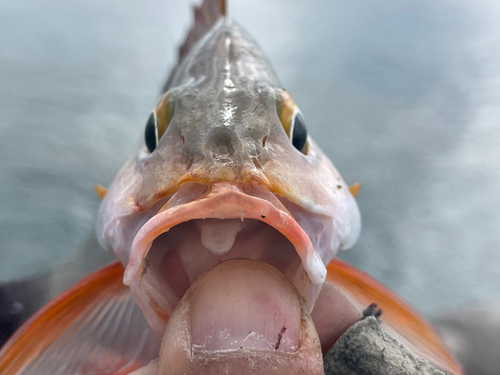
[324,316,446,375]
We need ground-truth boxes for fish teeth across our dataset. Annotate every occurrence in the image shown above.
[199,219,245,255]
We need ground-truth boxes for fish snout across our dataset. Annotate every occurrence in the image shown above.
[205,126,241,160]
[180,125,267,182]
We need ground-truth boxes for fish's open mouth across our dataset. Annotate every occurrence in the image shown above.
[124,182,326,334]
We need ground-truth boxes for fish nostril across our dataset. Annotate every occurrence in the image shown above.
[207,127,237,157]
[262,135,268,147]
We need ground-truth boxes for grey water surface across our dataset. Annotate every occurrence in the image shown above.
[1,0,499,330]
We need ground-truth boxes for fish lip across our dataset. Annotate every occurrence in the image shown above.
[125,182,326,329]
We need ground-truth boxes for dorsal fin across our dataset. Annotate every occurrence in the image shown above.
[163,0,226,91]
[179,0,226,62]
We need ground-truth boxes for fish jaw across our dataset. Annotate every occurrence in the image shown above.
[123,182,327,335]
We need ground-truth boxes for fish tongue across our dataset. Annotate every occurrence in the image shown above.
[155,259,325,374]
[198,218,245,255]
[190,259,301,352]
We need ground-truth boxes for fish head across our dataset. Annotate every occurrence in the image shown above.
[96,19,360,334]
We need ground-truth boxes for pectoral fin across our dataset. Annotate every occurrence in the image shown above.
[348,183,361,198]
[95,185,108,199]
[0,262,160,375]
[326,259,463,375]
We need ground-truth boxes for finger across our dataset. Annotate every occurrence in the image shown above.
[156,259,325,375]
[311,280,362,355]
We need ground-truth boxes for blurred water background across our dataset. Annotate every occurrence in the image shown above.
[0,0,499,370]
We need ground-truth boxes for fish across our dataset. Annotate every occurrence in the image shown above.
[0,0,463,374]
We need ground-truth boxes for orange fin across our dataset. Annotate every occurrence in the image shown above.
[348,183,362,198]
[163,0,226,91]
[95,184,108,199]
[326,259,463,375]
[0,262,161,375]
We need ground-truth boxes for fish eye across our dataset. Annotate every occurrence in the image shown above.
[145,112,158,153]
[277,90,308,154]
[144,91,175,153]
[291,111,308,152]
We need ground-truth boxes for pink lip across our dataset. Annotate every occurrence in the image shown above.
[125,183,326,311]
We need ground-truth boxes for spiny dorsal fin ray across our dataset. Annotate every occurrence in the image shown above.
[163,0,226,92]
